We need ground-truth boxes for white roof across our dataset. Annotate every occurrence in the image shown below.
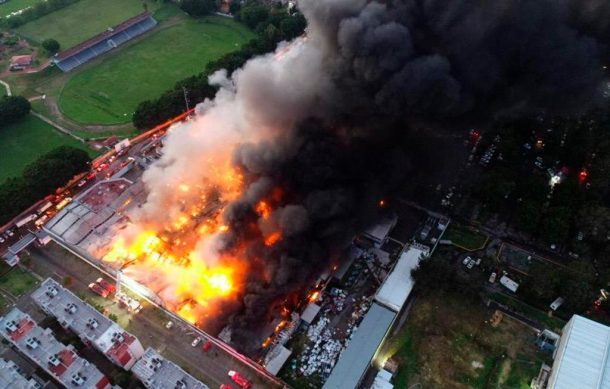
[548,315,610,389]
[301,303,321,324]
[264,344,292,375]
[375,245,429,312]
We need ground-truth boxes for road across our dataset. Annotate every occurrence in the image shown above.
[25,244,281,389]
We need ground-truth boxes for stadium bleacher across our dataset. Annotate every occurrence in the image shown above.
[53,12,157,72]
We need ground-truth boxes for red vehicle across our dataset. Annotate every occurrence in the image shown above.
[228,371,252,389]
[88,283,109,298]
[202,340,213,352]
[96,278,116,294]
[220,385,235,389]
[86,171,97,181]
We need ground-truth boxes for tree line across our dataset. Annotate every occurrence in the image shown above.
[0,0,82,29]
[132,0,306,130]
[0,96,30,128]
[0,146,91,224]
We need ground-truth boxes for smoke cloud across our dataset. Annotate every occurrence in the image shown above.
[127,0,609,352]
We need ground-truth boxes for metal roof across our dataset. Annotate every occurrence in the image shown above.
[363,215,397,244]
[264,344,292,375]
[301,303,321,324]
[374,245,429,312]
[548,315,610,389]
[322,303,396,389]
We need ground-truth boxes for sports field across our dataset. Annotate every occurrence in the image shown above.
[15,0,149,49]
[0,0,40,17]
[59,16,255,125]
[0,114,96,182]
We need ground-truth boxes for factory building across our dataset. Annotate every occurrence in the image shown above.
[131,347,209,389]
[323,243,430,389]
[0,308,111,389]
[362,215,398,248]
[546,315,610,389]
[31,278,145,370]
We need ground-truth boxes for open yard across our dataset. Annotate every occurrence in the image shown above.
[0,114,96,181]
[446,223,489,251]
[15,0,150,49]
[58,15,254,125]
[0,267,39,297]
[0,0,40,17]
[381,290,551,388]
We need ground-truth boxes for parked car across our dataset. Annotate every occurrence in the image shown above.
[88,283,109,298]
[165,321,174,330]
[96,278,116,294]
[488,272,497,283]
[192,337,202,347]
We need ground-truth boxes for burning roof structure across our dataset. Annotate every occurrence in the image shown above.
[44,0,610,354]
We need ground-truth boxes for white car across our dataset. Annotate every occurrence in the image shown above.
[165,321,174,330]
[191,337,202,347]
[466,260,475,269]
[489,272,497,283]
[462,256,472,266]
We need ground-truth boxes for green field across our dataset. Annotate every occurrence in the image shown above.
[0,114,96,181]
[58,16,255,125]
[446,223,489,250]
[0,268,38,296]
[382,290,552,388]
[15,0,149,49]
[0,0,40,17]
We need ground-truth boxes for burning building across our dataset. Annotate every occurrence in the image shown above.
[47,0,610,354]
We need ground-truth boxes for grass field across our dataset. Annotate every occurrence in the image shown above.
[0,0,40,17]
[0,268,38,296]
[446,223,489,251]
[0,114,96,181]
[15,0,150,49]
[58,16,255,125]
[381,290,552,389]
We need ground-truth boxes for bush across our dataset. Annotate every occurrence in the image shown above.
[42,38,60,54]
[180,0,216,16]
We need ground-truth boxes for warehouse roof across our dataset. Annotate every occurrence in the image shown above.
[375,244,429,312]
[301,303,321,324]
[323,303,396,389]
[264,344,292,375]
[548,315,610,389]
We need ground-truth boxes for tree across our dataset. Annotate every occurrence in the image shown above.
[577,205,610,244]
[0,96,31,127]
[240,1,269,29]
[279,13,306,40]
[180,0,216,16]
[517,200,542,234]
[540,206,571,244]
[559,278,597,314]
[42,38,60,54]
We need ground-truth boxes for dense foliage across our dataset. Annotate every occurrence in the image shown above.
[0,146,91,223]
[132,1,306,130]
[0,96,31,127]
[179,0,216,17]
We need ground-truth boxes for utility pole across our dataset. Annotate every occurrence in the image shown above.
[182,86,190,112]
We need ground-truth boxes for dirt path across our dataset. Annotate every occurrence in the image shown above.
[0,80,11,96]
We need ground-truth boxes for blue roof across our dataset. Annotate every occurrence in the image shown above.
[323,303,396,389]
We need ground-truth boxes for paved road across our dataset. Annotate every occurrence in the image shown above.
[25,244,281,389]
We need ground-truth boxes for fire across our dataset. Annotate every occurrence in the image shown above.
[309,291,320,303]
[256,200,272,219]
[264,231,282,246]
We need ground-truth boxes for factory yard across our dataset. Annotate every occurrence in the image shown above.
[382,289,551,389]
